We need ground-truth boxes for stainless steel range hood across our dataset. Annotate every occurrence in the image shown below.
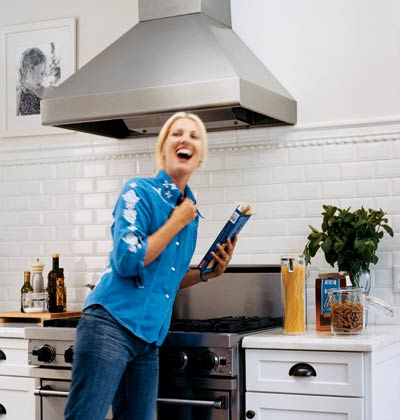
[41,0,297,139]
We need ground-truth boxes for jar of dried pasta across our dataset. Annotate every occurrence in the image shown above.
[280,255,306,335]
[328,288,365,335]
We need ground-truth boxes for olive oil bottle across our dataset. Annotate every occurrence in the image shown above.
[47,254,65,312]
[20,271,34,312]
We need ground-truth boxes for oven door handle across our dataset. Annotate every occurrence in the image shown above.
[157,396,227,409]
[34,386,69,398]
[34,386,227,410]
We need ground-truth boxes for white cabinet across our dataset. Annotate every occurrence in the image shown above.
[0,337,36,420]
[0,376,36,420]
[244,327,400,420]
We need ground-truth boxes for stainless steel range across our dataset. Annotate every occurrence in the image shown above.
[25,265,282,420]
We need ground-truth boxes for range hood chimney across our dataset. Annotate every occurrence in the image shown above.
[41,0,297,139]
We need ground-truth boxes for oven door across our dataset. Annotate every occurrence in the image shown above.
[157,377,237,420]
[35,380,113,420]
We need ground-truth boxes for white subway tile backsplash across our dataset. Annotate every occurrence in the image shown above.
[55,226,81,241]
[270,165,305,184]
[375,160,400,178]
[340,161,374,180]
[29,227,55,241]
[304,163,341,181]
[55,195,80,210]
[81,162,109,178]
[287,182,322,200]
[225,151,257,169]
[43,211,69,226]
[43,180,70,194]
[210,170,241,187]
[288,146,323,164]
[72,241,95,255]
[356,141,392,160]
[71,210,94,225]
[72,179,95,194]
[83,225,108,240]
[322,180,356,198]
[96,178,122,193]
[322,144,355,162]
[30,196,54,210]
[1,125,400,323]
[356,179,391,197]
[83,194,108,209]
[55,162,80,179]
[225,185,257,203]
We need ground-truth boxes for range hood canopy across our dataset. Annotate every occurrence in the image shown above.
[41,0,297,139]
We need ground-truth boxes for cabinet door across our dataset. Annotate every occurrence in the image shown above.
[246,392,363,420]
[0,376,36,420]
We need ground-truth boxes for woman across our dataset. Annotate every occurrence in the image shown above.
[64,112,238,420]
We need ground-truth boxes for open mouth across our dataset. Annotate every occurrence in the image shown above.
[176,148,192,160]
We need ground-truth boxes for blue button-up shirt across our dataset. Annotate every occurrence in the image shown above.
[84,170,199,346]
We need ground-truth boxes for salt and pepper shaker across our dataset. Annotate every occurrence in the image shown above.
[31,258,45,293]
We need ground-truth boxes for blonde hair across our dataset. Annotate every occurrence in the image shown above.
[154,112,208,170]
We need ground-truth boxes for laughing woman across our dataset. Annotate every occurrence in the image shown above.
[64,112,238,420]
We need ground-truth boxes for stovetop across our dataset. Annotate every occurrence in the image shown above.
[170,316,281,333]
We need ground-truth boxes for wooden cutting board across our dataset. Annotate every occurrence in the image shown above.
[0,311,81,325]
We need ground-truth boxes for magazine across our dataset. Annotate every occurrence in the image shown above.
[198,204,252,274]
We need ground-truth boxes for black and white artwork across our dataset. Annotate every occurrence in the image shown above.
[1,18,76,137]
[16,42,62,116]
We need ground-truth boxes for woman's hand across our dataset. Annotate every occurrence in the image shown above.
[170,198,197,229]
[209,235,238,278]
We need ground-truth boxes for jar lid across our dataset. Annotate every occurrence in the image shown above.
[31,258,45,274]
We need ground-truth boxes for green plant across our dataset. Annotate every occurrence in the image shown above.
[303,205,394,287]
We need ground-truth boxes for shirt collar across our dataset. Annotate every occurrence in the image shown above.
[155,170,196,205]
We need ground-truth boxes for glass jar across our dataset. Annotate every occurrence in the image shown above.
[280,255,306,335]
[328,287,365,335]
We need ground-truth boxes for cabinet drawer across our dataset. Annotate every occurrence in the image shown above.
[246,349,364,397]
[0,376,36,420]
[0,339,28,366]
[246,391,363,419]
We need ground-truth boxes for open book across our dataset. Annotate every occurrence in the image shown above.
[198,204,252,274]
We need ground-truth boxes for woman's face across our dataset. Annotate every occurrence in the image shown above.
[25,62,46,92]
[162,117,203,185]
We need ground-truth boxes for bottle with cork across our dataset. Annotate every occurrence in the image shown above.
[47,253,66,312]
[20,271,34,312]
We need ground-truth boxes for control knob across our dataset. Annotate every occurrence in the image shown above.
[32,344,56,363]
[169,350,189,370]
[198,351,219,371]
[64,345,74,364]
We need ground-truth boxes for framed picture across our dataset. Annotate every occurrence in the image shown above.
[1,18,76,137]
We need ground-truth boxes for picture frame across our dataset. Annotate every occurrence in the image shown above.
[1,18,76,137]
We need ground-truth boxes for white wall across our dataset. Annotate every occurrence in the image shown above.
[1,1,400,325]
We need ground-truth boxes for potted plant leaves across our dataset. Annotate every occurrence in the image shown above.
[303,205,394,334]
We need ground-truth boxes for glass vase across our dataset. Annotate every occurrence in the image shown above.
[280,255,306,335]
[328,287,365,335]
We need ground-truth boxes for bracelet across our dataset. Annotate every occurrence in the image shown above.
[199,271,208,282]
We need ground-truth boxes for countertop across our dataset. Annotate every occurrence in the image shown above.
[242,324,400,352]
[0,322,41,338]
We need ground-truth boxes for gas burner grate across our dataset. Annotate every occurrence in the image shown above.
[43,317,81,328]
[170,316,282,333]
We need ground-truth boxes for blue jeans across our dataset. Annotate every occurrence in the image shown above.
[64,304,159,420]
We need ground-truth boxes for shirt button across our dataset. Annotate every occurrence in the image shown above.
[171,267,176,272]
[176,241,180,246]
[165,294,170,299]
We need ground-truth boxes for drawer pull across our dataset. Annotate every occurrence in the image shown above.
[0,403,6,415]
[0,350,6,361]
[246,410,256,419]
[289,362,317,377]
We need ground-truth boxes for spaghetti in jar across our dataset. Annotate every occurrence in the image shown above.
[281,255,306,335]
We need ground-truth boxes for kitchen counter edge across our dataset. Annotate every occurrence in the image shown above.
[242,324,400,352]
